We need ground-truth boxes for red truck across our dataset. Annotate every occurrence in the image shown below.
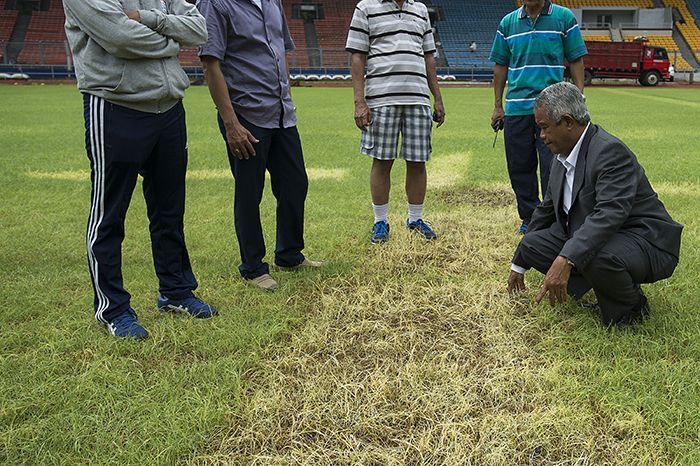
[581,39,674,86]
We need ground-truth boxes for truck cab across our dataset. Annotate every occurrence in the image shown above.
[641,45,673,86]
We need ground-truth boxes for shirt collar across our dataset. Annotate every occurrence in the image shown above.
[518,0,553,20]
[382,0,414,4]
[557,122,590,171]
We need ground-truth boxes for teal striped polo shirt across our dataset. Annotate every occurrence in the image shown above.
[490,1,587,116]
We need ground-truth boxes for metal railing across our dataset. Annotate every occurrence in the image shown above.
[3,41,694,80]
[1,40,71,67]
[285,47,497,71]
[0,42,499,71]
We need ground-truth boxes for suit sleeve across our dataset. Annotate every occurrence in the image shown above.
[63,0,180,59]
[559,139,638,269]
[139,0,208,47]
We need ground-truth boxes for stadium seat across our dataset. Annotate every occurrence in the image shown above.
[306,0,355,68]
[6,0,698,72]
[0,9,19,43]
[430,0,515,68]
[662,0,700,52]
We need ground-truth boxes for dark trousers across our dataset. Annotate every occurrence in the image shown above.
[84,95,197,325]
[504,115,554,222]
[517,225,678,325]
[217,114,308,279]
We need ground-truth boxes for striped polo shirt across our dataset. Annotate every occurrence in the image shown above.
[490,0,587,116]
[346,0,436,109]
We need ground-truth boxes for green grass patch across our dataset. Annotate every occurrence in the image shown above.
[1,83,699,465]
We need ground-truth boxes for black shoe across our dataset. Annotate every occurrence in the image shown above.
[615,294,650,330]
[580,302,600,311]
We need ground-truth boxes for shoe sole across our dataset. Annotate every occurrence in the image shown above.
[157,304,216,318]
[103,323,149,340]
[272,261,326,272]
[407,227,436,240]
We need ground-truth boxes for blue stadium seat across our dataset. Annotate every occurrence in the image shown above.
[430,0,517,68]
[685,0,700,20]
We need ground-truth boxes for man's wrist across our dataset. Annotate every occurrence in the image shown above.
[511,263,527,275]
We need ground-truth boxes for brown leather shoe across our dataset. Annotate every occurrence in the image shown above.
[247,273,279,291]
[272,258,326,272]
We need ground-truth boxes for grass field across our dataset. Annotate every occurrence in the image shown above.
[1,82,700,465]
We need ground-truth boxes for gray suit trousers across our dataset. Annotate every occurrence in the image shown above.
[517,225,678,325]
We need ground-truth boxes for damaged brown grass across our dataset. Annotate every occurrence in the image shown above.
[197,185,694,465]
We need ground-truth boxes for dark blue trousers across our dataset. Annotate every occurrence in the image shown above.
[84,95,197,325]
[217,114,308,279]
[504,115,554,222]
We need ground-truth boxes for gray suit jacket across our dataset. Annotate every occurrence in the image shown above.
[513,124,682,271]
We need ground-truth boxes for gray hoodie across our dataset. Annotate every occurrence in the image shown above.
[63,0,207,114]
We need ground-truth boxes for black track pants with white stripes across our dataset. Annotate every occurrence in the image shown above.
[84,95,198,325]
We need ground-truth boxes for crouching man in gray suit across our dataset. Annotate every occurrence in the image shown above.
[507,82,682,329]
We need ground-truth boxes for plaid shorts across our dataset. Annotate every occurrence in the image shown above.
[360,105,433,162]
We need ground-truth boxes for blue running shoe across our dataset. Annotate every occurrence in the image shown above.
[519,221,528,235]
[104,308,149,340]
[157,293,218,319]
[371,220,390,244]
[407,218,437,240]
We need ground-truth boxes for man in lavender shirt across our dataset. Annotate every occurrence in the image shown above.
[198,0,324,291]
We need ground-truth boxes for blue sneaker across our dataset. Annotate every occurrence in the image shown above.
[104,308,149,340]
[519,221,528,235]
[371,220,390,244]
[157,293,218,319]
[407,218,437,240]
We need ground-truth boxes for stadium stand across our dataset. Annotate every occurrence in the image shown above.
[16,0,68,65]
[662,0,700,60]
[282,0,309,67]
[429,0,513,68]
[312,0,355,67]
[2,0,697,74]
[685,0,700,60]
[687,0,700,21]
[0,8,19,44]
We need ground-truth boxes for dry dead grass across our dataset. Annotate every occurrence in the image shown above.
[195,186,672,466]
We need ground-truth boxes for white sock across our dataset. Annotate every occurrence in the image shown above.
[373,203,389,224]
[408,203,424,223]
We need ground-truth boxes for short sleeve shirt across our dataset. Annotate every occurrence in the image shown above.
[345,0,436,109]
[490,0,587,116]
[198,0,296,128]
